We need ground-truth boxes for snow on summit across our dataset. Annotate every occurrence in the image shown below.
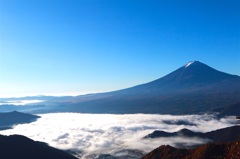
[185,61,195,68]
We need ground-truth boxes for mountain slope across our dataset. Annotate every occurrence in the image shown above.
[0,135,78,159]
[119,61,239,93]
[217,103,240,117]
[142,141,240,159]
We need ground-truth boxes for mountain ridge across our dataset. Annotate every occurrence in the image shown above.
[144,125,240,143]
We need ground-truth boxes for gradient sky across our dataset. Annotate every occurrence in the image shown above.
[0,0,239,97]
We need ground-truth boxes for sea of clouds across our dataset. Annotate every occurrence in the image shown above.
[0,113,238,159]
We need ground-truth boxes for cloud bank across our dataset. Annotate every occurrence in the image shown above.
[0,113,238,158]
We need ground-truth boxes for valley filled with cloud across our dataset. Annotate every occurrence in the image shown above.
[0,113,238,159]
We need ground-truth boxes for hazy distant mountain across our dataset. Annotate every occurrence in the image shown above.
[144,126,240,143]
[0,111,40,130]
[49,61,240,114]
[2,61,240,114]
[142,141,240,159]
[0,135,78,159]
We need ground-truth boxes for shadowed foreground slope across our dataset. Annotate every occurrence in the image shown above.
[0,135,78,159]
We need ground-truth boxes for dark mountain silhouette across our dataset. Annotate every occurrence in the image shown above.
[142,141,240,159]
[1,61,240,114]
[161,119,197,126]
[144,126,240,143]
[0,135,78,159]
[144,128,202,138]
[0,111,40,130]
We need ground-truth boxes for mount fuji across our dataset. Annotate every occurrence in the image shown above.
[42,61,239,114]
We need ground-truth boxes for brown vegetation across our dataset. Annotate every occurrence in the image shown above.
[142,142,240,159]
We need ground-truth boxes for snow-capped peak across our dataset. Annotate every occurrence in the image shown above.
[185,61,195,68]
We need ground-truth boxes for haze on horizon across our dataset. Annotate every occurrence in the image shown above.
[0,0,239,98]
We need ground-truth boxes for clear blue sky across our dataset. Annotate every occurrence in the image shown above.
[0,0,239,97]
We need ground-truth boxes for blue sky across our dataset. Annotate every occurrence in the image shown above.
[0,0,239,97]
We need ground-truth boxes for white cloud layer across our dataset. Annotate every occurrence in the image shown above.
[0,113,238,159]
